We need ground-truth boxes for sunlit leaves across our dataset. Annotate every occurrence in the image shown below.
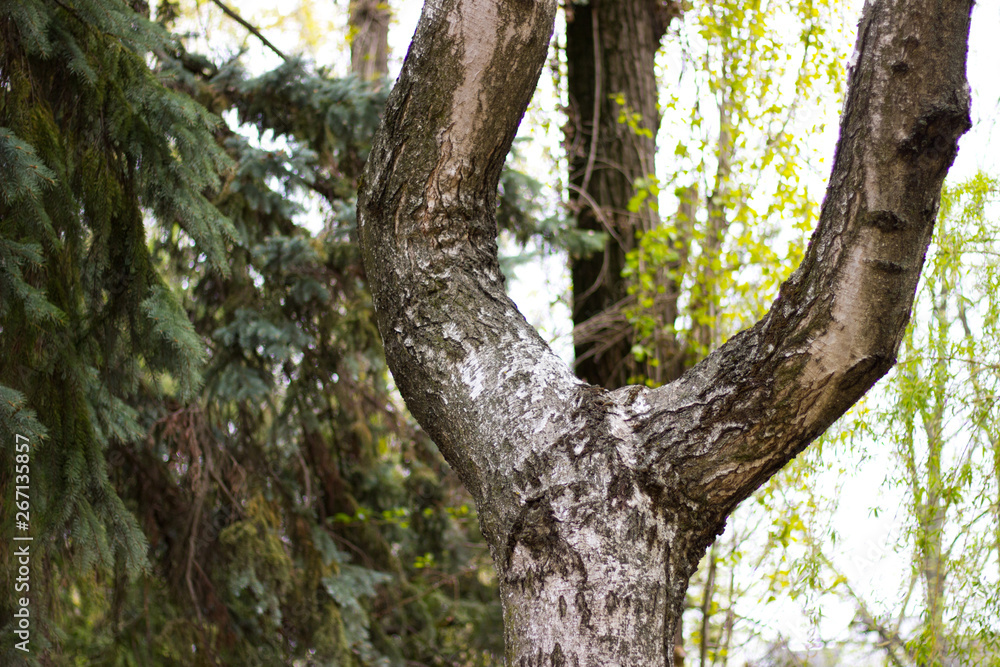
[772,173,1000,664]
[625,0,845,377]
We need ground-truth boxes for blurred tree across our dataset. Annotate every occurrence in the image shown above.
[349,0,390,82]
[716,174,1000,667]
[809,174,1000,667]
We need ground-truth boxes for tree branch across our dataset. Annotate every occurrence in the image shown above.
[630,0,973,542]
[358,0,568,538]
[210,0,289,62]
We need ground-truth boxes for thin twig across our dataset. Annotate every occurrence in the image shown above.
[208,460,245,519]
[296,445,312,509]
[185,417,209,624]
[210,0,289,62]
[565,182,621,243]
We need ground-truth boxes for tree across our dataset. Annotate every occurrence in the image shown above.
[789,173,1000,666]
[349,0,391,81]
[357,0,974,664]
[1,2,502,663]
[564,0,679,388]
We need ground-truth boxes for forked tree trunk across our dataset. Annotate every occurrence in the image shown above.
[357,0,973,663]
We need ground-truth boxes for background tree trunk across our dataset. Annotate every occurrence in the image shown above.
[349,0,390,81]
[566,0,681,389]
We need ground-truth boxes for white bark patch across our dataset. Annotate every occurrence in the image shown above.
[504,480,671,664]
[459,345,487,400]
[848,43,860,72]
[443,0,535,151]
[605,403,640,467]
[451,312,585,483]
[798,232,876,421]
[444,0,498,149]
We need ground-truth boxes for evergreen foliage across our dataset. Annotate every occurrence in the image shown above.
[1,1,506,663]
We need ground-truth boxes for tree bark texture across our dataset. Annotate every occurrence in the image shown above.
[357,0,972,664]
[566,0,680,389]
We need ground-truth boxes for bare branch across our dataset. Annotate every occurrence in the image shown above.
[210,0,289,62]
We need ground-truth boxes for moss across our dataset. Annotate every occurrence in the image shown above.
[217,496,293,635]
[310,602,355,665]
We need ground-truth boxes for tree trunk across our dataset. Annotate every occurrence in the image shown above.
[915,287,950,664]
[349,0,390,80]
[566,0,680,389]
[357,0,973,663]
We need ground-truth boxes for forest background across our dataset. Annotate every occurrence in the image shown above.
[0,0,998,665]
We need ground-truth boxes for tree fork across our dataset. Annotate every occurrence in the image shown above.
[358,0,973,663]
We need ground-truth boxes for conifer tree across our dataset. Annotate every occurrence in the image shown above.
[1,3,228,657]
[2,1,505,663]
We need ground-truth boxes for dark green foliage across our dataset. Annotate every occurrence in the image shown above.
[497,149,606,260]
[1,0,223,642]
[1,1,504,664]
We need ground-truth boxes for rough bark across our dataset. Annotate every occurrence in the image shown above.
[566,0,681,389]
[357,0,973,664]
